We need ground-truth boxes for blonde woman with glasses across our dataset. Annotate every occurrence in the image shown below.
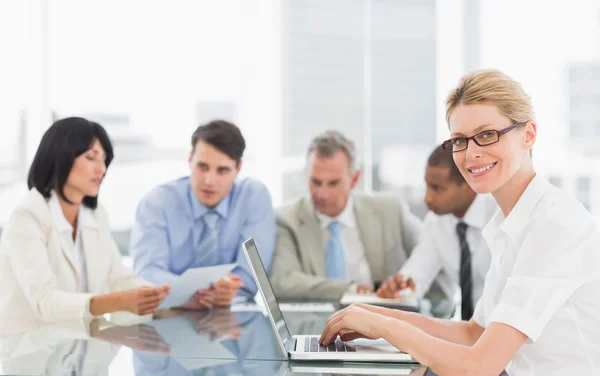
[319,70,600,375]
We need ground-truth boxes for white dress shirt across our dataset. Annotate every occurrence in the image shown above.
[47,191,96,294]
[473,175,600,375]
[400,194,496,304]
[315,197,374,289]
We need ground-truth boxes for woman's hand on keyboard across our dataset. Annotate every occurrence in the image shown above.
[318,303,390,346]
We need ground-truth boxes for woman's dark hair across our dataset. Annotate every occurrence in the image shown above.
[27,117,114,209]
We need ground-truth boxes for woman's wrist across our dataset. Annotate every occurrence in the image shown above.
[379,318,410,350]
[90,292,123,316]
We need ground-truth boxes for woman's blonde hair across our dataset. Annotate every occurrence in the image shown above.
[445,69,534,125]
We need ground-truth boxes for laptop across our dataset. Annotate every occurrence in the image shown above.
[241,237,415,363]
[289,363,420,375]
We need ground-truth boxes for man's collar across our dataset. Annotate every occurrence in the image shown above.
[314,196,356,229]
[461,194,491,230]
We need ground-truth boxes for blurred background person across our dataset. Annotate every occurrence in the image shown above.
[0,117,170,336]
[377,145,497,320]
[130,120,276,307]
[271,130,436,301]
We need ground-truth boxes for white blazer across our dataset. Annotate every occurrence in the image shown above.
[0,189,149,336]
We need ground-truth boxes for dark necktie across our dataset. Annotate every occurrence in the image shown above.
[456,222,474,320]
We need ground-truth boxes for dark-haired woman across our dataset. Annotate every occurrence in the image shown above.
[0,117,170,335]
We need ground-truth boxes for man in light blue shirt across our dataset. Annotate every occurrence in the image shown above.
[130,120,276,307]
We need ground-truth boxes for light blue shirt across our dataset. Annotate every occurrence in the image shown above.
[130,176,276,296]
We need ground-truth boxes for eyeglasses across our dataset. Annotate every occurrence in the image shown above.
[442,121,528,153]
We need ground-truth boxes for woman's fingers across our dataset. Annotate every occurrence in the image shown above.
[137,297,165,313]
[320,313,345,344]
[324,305,351,326]
[320,306,369,345]
[138,305,159,315]
[139,285,170,298]
[138,285,172,306]
[138,288,160,298]
[321,319,345,345]
[137,297,163,311]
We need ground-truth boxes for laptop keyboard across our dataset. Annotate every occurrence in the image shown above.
[304,336,356,352]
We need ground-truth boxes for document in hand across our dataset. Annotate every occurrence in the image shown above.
[157,263,236,310]
[339,290,419,312]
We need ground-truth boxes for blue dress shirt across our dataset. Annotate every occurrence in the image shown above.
[130,176,276,296]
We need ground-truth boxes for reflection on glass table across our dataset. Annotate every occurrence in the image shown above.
[0,299,454,376]
[131,307,283,375]
[0,319,120,376]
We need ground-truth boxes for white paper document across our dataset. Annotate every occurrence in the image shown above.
[340,290,419,310]
[157,263,236,309]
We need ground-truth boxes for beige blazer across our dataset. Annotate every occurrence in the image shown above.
[0,189,149,336]
[270,194,424,300]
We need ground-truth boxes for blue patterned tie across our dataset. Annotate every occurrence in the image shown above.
[194,211,220,267]
[325,221,345,279]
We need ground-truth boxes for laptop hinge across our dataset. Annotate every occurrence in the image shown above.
[284,337,296,355]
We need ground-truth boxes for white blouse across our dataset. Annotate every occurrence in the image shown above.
[473,175,600,375]
[47,191,96,293]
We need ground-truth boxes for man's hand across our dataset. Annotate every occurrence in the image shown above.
[376,273,415,298]
[183,288,214,310]
[213,274,243,306]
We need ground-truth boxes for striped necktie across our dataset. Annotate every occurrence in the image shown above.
[194,211,220,267]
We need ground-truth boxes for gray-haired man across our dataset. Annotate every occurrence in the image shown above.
[270,130,427,301]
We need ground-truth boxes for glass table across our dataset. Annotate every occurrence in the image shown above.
[0,299,453,375]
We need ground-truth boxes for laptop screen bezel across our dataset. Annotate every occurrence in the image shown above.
[241,237,294,357]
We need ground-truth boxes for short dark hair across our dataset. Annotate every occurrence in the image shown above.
[427,145,465,184]
[27,117,114,209]
[191,120,246,164]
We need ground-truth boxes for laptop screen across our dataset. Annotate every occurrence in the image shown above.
[241,238,293,350]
